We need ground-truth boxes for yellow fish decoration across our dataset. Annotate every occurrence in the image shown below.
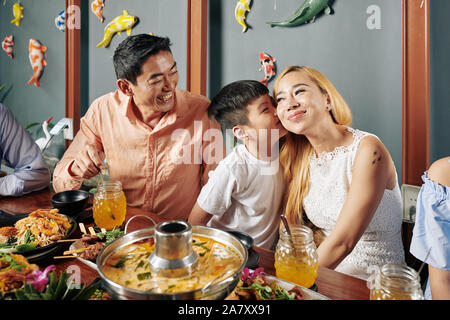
[96,10,138,48]
[234,0,252,33]
[10,2,24,27]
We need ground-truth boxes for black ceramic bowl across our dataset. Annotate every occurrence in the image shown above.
[227,230,254,250]
[51,190,89,216]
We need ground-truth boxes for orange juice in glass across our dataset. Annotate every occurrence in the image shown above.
[93,181,127,230]
[274,225,318,289]
[369,263,424,300]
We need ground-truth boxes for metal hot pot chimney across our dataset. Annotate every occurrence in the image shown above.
[148,220,198,278]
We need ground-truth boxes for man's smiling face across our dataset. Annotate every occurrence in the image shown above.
[130,50,179,113]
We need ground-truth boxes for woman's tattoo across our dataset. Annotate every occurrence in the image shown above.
[372,151,382,165]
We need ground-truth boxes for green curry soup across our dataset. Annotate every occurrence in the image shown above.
[102,236,242,293]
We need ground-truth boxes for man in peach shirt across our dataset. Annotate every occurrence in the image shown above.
[53,34,224,220]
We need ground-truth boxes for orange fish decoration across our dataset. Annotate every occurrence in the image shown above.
[91,0,105,23]
[258,52,276,87]
[27,38,47,87]
[2,35,14,59]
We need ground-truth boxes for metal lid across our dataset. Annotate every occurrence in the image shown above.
[148,221,198,277]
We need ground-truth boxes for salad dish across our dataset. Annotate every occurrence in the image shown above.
[227,268,330,300]
[0,208,75,262]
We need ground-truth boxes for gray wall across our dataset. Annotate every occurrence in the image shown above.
[430,0,450,163]
[0,0,66,158]
[0,0,188,158]
[81,0,188,116]
[208,0,403,182]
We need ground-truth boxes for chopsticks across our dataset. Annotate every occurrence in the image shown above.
[54,223,106,259]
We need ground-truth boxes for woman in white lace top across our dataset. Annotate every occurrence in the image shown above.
[273,66,405,280]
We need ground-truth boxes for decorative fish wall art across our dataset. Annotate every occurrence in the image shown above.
[234,0,252,33]
[91,0,105,23]
[258,52,276,87]
[267,0,332,28]
[27,38,47,87]
[2,35,14,59]
[10,2,24,27]
[55,10,66,32]
[97,10,138,48]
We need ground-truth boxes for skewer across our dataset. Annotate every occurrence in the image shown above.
[88,227,96,236]
[58,224,105,243]
[79,223,87,235]
[80,222,102,235]
[57,239,80,243]
[63,247,90,255]
[54,255,77,259]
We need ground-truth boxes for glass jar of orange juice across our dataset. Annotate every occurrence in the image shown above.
[93,181,127,230]
[274,225,318,289]
[369,263,424,300]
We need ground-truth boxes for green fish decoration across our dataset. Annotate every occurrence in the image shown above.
[267,0,332,28]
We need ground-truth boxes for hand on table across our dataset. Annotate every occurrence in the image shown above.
[69,143,105,179]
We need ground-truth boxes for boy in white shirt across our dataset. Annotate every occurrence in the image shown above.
[188,80,287,249]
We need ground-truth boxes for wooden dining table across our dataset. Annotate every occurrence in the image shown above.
[0,187,370,300]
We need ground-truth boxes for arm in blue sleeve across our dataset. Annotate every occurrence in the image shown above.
[0,104,50,196]
[410,173,450,270]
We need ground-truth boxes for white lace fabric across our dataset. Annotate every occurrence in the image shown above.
[303,127,405,280]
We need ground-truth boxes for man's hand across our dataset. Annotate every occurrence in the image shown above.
[68,144,104,179]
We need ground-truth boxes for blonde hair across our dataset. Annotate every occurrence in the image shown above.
[273,66,353,225]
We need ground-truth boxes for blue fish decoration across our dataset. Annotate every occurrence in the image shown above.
[55,10,66,32]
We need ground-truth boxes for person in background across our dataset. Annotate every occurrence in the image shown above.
[410,156,450,300]
[53,34,224,220]
[0,103,50,197]
[188,80,287,249]
[273,65,405,280]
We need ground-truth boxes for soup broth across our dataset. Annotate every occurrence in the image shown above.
[102,236,242,293]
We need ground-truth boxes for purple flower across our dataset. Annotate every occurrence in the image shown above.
[251,267,265,278]
[241,267,265,281]
[26,265,56,292]
[241,268,250,281]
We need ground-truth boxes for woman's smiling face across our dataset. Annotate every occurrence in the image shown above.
[275,71,330,135]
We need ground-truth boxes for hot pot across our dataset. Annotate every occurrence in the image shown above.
[96,220,248,300]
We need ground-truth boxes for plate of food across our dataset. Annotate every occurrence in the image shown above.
[227,268,330,300]
[67,228,125,271]
[0,208,76,263]
[0,251,40,294]
[0,252,102,300]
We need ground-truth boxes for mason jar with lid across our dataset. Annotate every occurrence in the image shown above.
[274,225,318,289]
[93,180,127,230]
[369,263,424,300]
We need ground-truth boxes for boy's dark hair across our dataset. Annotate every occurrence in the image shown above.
[113,34,172,85]
[208,80,269,129]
